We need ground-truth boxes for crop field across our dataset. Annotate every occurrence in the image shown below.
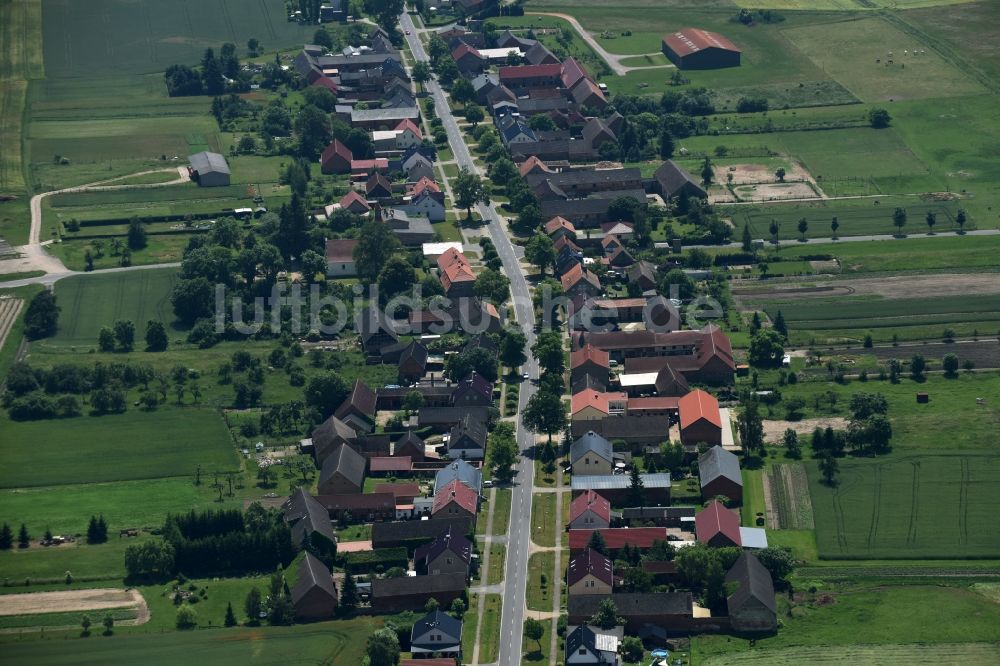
[0,406,238,488]
[808,453,1000,559]
[51,269,180,345]
[763,463,815,530]
[701,643,1000,665]
[0,0,43,195]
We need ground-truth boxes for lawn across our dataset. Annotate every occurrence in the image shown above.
[0,616,381,663]
[522,615,551,664]
[740,468,766,526]
[487,542,506,585]
[461,593,480,658]
[491,488,512,536]
[526,551,556,612]
[49,268,180,345]
[0,537,136,584]
[479,593,502,663]
[693,583,1000,662]
[0,407,238,488]
[530,492,557,548]
[51,234,195,271]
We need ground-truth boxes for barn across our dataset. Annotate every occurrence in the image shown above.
[662,28,740,70]
[187,151,231,187]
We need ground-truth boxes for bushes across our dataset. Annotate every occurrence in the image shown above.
[342,547,408,574]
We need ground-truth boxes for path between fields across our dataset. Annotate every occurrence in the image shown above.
[0,167,189,278]
[656,228,1000,251]
[527,12,676,75]
[0,588,150,631]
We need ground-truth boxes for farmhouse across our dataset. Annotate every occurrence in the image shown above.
[654,160,708,200]
[447,412,488,459]
[434,459,482,495]
[565,625,622,665]
[662,28,741,70]
[567,547,614,596]
[699,445,743,503]
[282,488,336,551]
[311,414,358,464]
[568,592,694,633]
[187,151,230,187]
[288,552,337,621]
[414,529,473,576]
[317,443,366,495]
[432,479,479,520]
[569,489,612,530]
[571,344,611,390]
[726,553,778,632]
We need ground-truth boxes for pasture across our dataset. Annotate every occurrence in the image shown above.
[902,0,1000,86]
[0,406,238,488]
[51,269,180,345]
[808,452,1000,559]
[0,0,44,196]
[52,235,193,271]
[783,16,986,102]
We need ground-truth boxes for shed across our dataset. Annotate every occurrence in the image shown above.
[188,151,230,187]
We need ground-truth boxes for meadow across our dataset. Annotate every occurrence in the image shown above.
[0,0,43,196]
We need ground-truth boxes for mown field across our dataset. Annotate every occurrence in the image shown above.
[0,0,43,196]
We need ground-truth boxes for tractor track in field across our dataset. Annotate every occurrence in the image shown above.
[959,457,970,546]
[905,459,920,546]
[866,464,883,551]
[832,485,849,553]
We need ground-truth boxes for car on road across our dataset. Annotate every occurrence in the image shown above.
[405,30,410,34]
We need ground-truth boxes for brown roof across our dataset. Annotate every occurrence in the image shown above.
[567,547,613,587]
[369,456,413,473]
[679,389,721,430]
[571,344,610,370]
[519,155,552,178]
[561,263,601,293]
[325,238,358,263]
[560,57,588,89]
[696,500,741,546]
[499,63,562,80]
[544,216,576,236]
[663,28,740,56]
[569,489,611,524]
[315,492,395,512]
[374,482,421,498]
[339,190,370,212]
[569,528,670,551]
[335,379,377,420]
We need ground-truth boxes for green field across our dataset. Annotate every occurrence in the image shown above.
[479,594,502,663]
[0,0,43,196]
[50,268,180,345]
[491,488,512,536]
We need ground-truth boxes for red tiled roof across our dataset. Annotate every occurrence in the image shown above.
[678,389,721,430]
[569,489,611,524]
[663,28,740,57]
[560,57,587,89]
[312,76,338,93]
[561,263,601,293]
[369,456,413,473]
[408,176,441,196]
[571,344,610,370]
[350,158,389,172]
[432,479,478,515]
[394,118,422,138]
[499,63,562,80]
[553,235,582,253]
[441,260,476,292]
[519,155,552,177]
[571,390,626,416]
[321,139,352,165]
[373,482,421,498]
[544,216,576,235]
[695,500,741,546]
[339,190,371,211]
[325,238,358,262]
[567,547,613,587]
[452,42,484,61]
[437,247,468,271]
[568,527,669,551]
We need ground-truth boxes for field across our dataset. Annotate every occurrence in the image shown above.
[479,593,502,663]
[701,642,1000,665]
[902,0,1000,85]
[763,463,815,530]
[49,268,180,344]
[492,488,512,536]
[0,0,43,195]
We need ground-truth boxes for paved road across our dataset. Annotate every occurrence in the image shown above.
[401,13,537,666]
[656,228,1000,251]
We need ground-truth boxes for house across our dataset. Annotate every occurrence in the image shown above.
[570,431,615,475]
[497,113,537,145]
[188,151,230,187]
[608,246,635,269]
[434,459,482,495]
[679,389,723,448]
[725,553,778,632]
[582,118,616,150]
[499,63,562,90]
[698,445,743,503]
[572,390,627,422]
[662,28,741,70]
[321,139,353,174]
[448,412,488,459]
[318,0,346,22]
[438,249,477,298]
[340,190,372,215]
[452,372,493,407]
[569,489,612,531]
[570,77,608,109]
[567,548,613,596]
[554,234,583,256]
[653,160,708,200]
[568,528,670,554]
[288,552,337,621]
[318,443,367,495]
[334,379,377,433]
[520,155,554,178]
[567,593,694,634]
[409,177,444,202]
[371,518,471,550]
[414,530,473,576]
[371,572,466,613]
[394,431,425,461]
[556,244,584,277]
[565,625,622,665]
[695,500,741,547]
[496,29,535,51]
[366,172,393,199]
[356,307,399,353]
[403,151,435,182]
[572,373,607,396]
[561,263,602,300]
[398,341,429,383]
[411,610,464,659]
[472,72,501,104]
[325,238,358,278]
[544,216,577,241]
[436,23,470,41]
[403,189,446,221]
[571,474,671,506]
[311,414,358,464]
[453,43,487,75]
[432,479,478,519]
[317,492,397,523]
[571,344,610,389]
[282,488,336,551]
[383,207,435,246]
[626,260,657,292]
[350,106,419,130]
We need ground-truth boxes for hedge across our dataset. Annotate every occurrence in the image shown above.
[342,547,408,574]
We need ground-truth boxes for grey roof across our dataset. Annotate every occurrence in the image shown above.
[540,189,647,220]
[188,151,230,175]
[371,518,470,546]
[523,42,558,66]
[316,53,400,68]
[698,445,743,488]
[654,160,708,199]
[472,72,499,91]
[568,592,692,619]
[372,571,467,599]
[320,443,366,489]
[312,414,358,450]
[497,114,536,144]
[290,552,336,607]
[434,459,482,495]
[620,506,696,521]
[571,473,671,492]
[570,431,613,465]
[527,167,642,189]
[565,625,619,659]
[351,107,418,123]
[414,530,473,567]
[449,412,488,450]
[282,488,336,546]
[355,307,399,343]
[726,552,777,614]
[412,610,463,647]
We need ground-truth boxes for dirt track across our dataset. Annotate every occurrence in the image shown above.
[0,588,147,619]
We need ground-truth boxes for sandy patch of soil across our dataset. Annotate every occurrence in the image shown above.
[763,417,848,443]
[0,588,146,618]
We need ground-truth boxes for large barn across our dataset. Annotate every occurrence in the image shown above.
[187,151,231,187]
[662,28,741,70]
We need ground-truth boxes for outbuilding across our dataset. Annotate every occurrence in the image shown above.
[188,151,230,187]
[662,28,741,70]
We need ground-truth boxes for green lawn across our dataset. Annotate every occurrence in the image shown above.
[522,615,551,664]
[461,593,480,658]
[491,488,512,536]
[487,542,506,586]
[479,594,502,663]
[766,529,819,564]
[0,407,238,488]
[526,551,556,612]
[740,469,766,525]
[530,493,557,548]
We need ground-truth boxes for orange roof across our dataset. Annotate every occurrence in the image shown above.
[408,176,441,196]
[571,344,609,370]
[519,155,552,178]
[544,216,575,235]
[432,479,478,515]
[678,389,721,430]
[553,235,582,253]
[436,247,468,271]
[572,390,626,416]
[394,118,423,138]
[339,190,371,211]
[441,260,476,292]
[561,263,601,292]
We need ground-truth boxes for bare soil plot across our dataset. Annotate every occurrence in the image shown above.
[735,273,1000,303]
[762,462,815,530]
[0,297,23,353]
[0,588,145,617]
[763,417,848,443]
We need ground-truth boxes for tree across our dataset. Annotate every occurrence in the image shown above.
[892,207,907,235]
[294,104,331,159]
[124,539,175,579]
[797,217,808,240]
[103,614,115,635]
[819,454,839,486]
[627,465,645,507]
[523,390,567,443]
[247,38,260,56]
[524,234,555,276]
[176,605,198,629]
[925,210,936,234]
[586,529,608,555]
[737,399,765,457]
[24,290,59,340]
[451,78,475,104]
[113,320,135,352]
[910,353,926,380]
[145,320,168,352]
[768,219,780,244]
[531,332,564,376]
[454,168,488,218]
[700,157,714,187]
[489,157,517,188]
[499,327,527,370]
[831,216,839,237]
[659,128,675,159]
[354,219,402,281]
[474,269,510,305]
[340,572,358,612]
[127,217,147,250]
[412,62,431,90]
[849,392,888,420]
[783,428,801,459]
[171,277,215,326]
[956,209,967,233]
[528,113,555,131]
[773,310,788,339]
[300,249,327,284]
[942,352,959,376]
[304,371,348,418]
[0,523,11,550]
[363,626,401,666]
[868,107,891,128]
[748,329,784,367]
[489,429,519,483]
[622,636,644,662]
[450,597,466,618]
[224,601,237,627]
[245,588,262,625]
[741,223,753,252]
[658,268,695,301]
[17,523,29,548]
[589,598,623,630]
[523,618,545,653]
[775,167,786,182]
[377,254,416,301]
[465,104,484,127]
